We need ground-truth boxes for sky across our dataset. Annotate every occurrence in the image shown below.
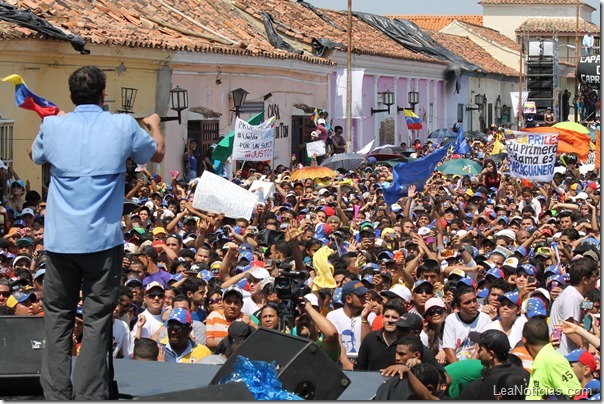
[306,0,601,26]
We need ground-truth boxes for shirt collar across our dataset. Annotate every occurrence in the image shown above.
[74,104,103,112]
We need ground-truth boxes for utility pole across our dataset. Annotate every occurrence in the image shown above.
[574,0,580,122]
[517,31,524,128]
[346,0,353,152]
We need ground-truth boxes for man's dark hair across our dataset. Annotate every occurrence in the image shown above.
[417,259,440,278]
[452,285,475,308]
[178,248,195,260]
[560,228,580,241]
[171,294,191,307]
[179,277,207,296]
[334,125,343,132]
[139,245,158,263]
[568,257,598,286]
[133,338,159,360]
[522,318,550,346]
[68,66,106,106]
[396,335,424,359]
[489,278,511,293]
[410,363,440,392]
[496,374,528,400]
[585,289,600,304]
[507,353,524,368]
[383,299,406,316]
[119,286,133,300]
[274,240,293,258]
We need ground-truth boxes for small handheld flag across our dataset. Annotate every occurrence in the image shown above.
[403,109,423,130]
[1,74,59,118]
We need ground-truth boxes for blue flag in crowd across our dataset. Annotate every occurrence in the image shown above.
[454,124,470,154]
[382,146,449,206]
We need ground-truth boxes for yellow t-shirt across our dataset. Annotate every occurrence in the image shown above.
[526,343,582,400]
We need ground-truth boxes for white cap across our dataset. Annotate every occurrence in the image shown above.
[571,192,589,201]
[455,230,469,240]
[391,203,403,213]
[245,267,270,280]
[529,287,551,303]
[304,293,320,307]
[418,227,431,236]
[123,243,137,254]
[317,118,326,125]
[380,284,412,303]
[495,229,516,241]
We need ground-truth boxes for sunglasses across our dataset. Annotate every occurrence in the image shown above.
[414,288,433,295]
[167,324,189,333]
[426,307,444,316]
[147,292,165,299]
[0,291,11,298]
[208,298,222,304]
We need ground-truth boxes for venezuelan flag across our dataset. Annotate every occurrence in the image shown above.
[403,109,423,130]
[1,74,59,118]
[310,108,319,126]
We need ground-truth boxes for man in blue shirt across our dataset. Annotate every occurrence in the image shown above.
[30,65,164,400]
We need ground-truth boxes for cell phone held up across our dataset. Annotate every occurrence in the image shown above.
[527,275,535,285]
[580,301,594,310]
[551,327,563,341]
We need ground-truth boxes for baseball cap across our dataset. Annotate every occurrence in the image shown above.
[12,255,32,267]
[495,229,516,241]
[485,268,505,280]
[34,268,45,280]
[394,313,423,331]
[303,293,320,308]
[529,288,551,303]
[502,257,518,271]
[198,270,214,282]
[497,291,520,307]
[517,264,536,277]
[152,227,167,236]
[6,290,36,309]
[125,278,143,288]
[238,250,253,263]
[526,297,548,318]
[239,243,254,252]
[145,281,164,292]
[124,242,137,254]
[418,227,431,237]
[16,237,34,247]
[20,208,35,217]
[447,268,466,281]
[245,267,270,281]
[342,280,368,296]
[456,277,477,290]
[490,246,511,259]
[413,279,434,293]
[332,288,343,306]
[185,263,202,275]
[222,285,244,300]
[169,273,184,283]
[165,307,191,325]
[380,284,412,302]
[377,250,394,260]
[424,297,446,313]
[565,349,598,373]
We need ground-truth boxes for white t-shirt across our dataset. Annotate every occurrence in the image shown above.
[137,309,163,339]
[485,315,527,349]
[326,308,375,359]
[442,311,492,360]
[549,285,583,355]
[113,318,133,359]
[242,296,261,316]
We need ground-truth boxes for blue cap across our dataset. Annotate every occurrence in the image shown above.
[526,297,547,318]
[34,268,46,280]
[456,277,476,290]
[170,273,184,282]
[498,291,520,306]
[485,268,505,279]
[342,280,368,296]
[239,242,254,252]
[238,250,253,263]
[477,288,489,299]
[362,275,373,285]
[514,246,528,257]
[518,264,536,277]
[332,288,343,306]
[363,262,380,272]
[165,307,191,325]
[496,215,509,224]
[546,274,565,288]
[198,270,214,282]
[413,279,434,292]
[544,265,561,277]
[377,250,394,260]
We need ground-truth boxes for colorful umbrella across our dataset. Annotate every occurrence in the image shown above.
[552,121,590,135]
[290,165,338,181]
[437,158,482,176]
[321,153,366,171]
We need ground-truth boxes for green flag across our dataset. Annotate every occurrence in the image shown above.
[212,111,264,162]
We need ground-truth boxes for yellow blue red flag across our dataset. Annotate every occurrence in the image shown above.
[403,109,423,130]
[1,74,59,118]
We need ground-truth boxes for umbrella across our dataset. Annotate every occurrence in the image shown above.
[212,111,264,162]
[428,128,457,139]
[437,158,482,176]
[367,145,407,161]
[290,165,338,181]
[321,153,366,171]
[553,121,590,135]
[488,152,508,164]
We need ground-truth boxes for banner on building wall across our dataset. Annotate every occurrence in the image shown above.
[335,68,365,118]
[509,91,529,118]
[192,171,258,219]
[232,116,275,161]
[306,140,326,157]
[506,131,558,182]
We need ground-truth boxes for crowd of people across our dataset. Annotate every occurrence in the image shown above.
[0,101,601,399]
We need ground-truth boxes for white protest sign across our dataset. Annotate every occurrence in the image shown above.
[306,140,326,157]
[192,171,258,219]
[232,117,275,161]
[506,131,558,182]
[249,180,275,195]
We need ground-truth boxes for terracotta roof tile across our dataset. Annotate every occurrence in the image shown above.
[387,15,483,32]
[517,17,600,34]
[428,30,519,77]
[456,21,522,52]
[479,0,593,5]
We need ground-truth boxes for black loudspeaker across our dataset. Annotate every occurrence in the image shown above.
[210,327,351,400]
[0,316,46,396]
[136,381,254,401]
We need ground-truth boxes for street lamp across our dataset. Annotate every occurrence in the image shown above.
[396,90,421,113]
[370,90,395,115]
[231,88,249,117]
[160,86,189,124]
[120,87,137,113]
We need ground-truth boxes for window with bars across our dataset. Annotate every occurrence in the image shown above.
[0,119,14,166]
